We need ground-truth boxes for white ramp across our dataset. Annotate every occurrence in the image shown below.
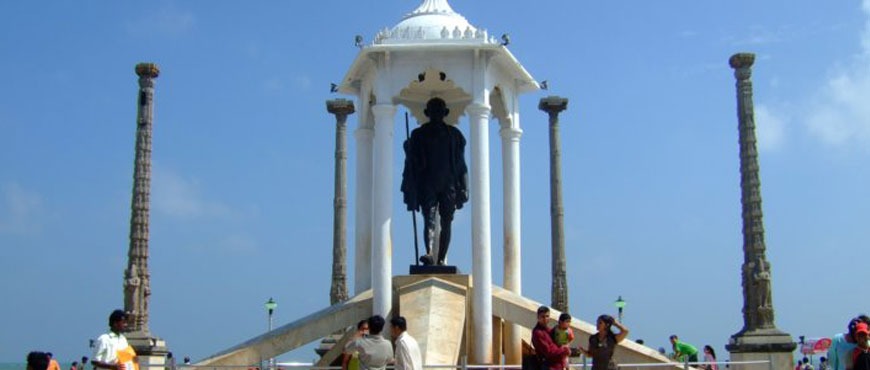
[491,286,684,370]
[197,290,372,366]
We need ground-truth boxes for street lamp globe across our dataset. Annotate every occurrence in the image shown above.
[265,297,277,315]
[614,296,626,322]
[614,296,626,309]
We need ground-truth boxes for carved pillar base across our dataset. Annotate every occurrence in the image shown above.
[727,330,795,370]
[126,331,169,370]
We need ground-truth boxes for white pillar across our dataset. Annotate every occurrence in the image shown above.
[371,103,396,318]
[467,103,493,364]
[353,122,374,295]
[500,121,522,364]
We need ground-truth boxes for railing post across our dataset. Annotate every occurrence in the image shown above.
[684,356,689,370]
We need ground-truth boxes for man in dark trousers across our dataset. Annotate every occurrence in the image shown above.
[401,97,469,266]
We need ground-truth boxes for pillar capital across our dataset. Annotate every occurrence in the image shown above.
[466,103,491,116]
[354,127,374,140]
[729,53,755,70]
[135,63,160,79]
[538,96,568,115]
[499,126,523,140]
[371,103,396,115]
[326,99,356,116]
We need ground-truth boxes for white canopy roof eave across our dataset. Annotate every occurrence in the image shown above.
[338,43,539,96]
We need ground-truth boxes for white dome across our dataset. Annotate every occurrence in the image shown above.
[373,0,495,45]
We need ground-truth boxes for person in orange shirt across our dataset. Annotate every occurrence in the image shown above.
[47,353,61,370]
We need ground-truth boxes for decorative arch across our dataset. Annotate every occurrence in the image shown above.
[489,86,509,124]
[396,68,472,125]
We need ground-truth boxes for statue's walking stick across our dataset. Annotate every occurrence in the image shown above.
[405,112,421,265]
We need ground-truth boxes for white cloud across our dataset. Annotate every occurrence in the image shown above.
[0,183,44,235]
[726,26,785,47]
[263,77,285,92]
[152,165,234,220]
[217,234,259,255]
[126,4,195,37]
[294,75,312,91]
[755,104,786,151]
[805,0,870,147]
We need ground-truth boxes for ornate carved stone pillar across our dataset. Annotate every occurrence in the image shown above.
[538,96,569,314]
[124,62,168,362]
[126,62,159,334]
[726,52,795,370]
[327,99,355,305]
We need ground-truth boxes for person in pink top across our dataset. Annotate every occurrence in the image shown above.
[703,345,719,370]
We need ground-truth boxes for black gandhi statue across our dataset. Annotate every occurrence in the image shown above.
[401,97,469,266]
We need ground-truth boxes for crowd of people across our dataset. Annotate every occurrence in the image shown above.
[25,310,423,370]
[527,305,731,370]
[24,310,190,370]
[24,309,870,370]
[822,315,870,370]
[530,305,632,370]
[341,315,422,370]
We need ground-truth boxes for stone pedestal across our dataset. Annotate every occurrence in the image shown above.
[728,343,795,370]
[409,265,458,275]
[127,331,169,370]
[396,276,469,366]
[727,328,795,370]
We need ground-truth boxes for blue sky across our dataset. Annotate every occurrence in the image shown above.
[2,0,870,364]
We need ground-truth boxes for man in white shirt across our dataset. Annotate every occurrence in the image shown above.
[390,316,422,370]
[92,310,137,370]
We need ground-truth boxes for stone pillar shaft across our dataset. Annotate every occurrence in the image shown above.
[500,124,522,295]
[354,121,374,295]
[500,122,522,365]
[538,96,569,313]
[327,99,355,305]
[371,104,396,318]
[125,63,159,334]
[730,53,776,332]
[467,103,493,364]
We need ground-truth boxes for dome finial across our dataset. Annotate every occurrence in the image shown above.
[381,0,483,44]
[407,0,456,18]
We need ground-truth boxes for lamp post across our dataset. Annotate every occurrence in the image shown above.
[614,296,626,323]
[265,298,277,369]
